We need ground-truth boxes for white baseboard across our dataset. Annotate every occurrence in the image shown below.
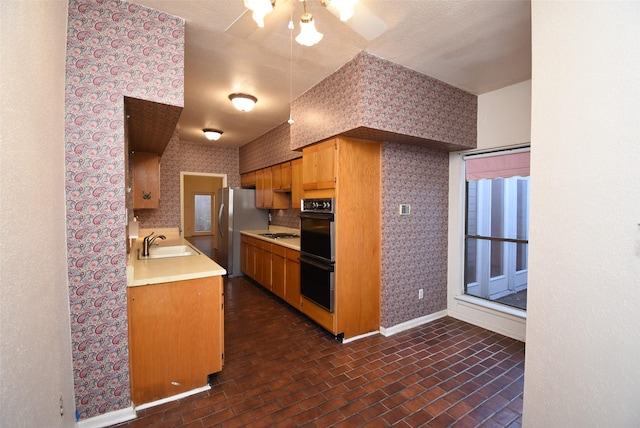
[448,295,526,342]
[76,406,136,428]
[135,384,211,411]
[341,330,379,343]
[379,310,448,337]
[75,385,211,428]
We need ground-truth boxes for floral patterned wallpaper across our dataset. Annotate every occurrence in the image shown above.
[134,132,240,228]
[241,51,471,329]
[239,122,301,173]
[380,143,449,326]
[290,51,476,151]
[64,0,184,419]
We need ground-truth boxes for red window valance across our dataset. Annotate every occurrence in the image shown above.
[465,151,530,181]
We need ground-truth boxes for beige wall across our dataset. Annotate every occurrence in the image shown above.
[0,1,75,426]
[524,2,640,425]
[447,80,531,341]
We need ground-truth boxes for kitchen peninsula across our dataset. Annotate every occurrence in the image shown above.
[126,228,226,407]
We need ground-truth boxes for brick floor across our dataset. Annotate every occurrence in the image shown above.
[112,276,524,427]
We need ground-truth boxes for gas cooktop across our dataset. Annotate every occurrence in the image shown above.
[259,232,300,239]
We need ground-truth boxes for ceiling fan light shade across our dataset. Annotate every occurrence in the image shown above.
[327,0,357,21]
[228,93,258,112]
[244,0,274,27]
[295,13,323,46]
[203,129,223,141]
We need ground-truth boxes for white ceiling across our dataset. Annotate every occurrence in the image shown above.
[132,0,531,147]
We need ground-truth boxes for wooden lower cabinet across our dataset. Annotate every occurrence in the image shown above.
[284,248,301,309]
[128,276,224,405]
[241,236,301,310]
[255,240,272,289]
[271,244,286,299]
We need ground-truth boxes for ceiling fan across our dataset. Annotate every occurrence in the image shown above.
[225,0,388,44]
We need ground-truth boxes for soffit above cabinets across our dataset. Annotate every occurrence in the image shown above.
[125,96,183,155]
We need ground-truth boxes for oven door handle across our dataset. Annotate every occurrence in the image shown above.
[299,212,334,221]
[300,255,334,272]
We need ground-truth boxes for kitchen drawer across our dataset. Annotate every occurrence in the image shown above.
[286,248,299,262]
[259,240,272,251]
[301,297,335,333]
[271,243,286,257]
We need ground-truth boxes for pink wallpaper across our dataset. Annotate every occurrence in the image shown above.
[380,143,449,326]
[240,51,472,330]
[239,122,301,173]
[134,132,240,228]
[290,51,477,151]
[64,0,184,419]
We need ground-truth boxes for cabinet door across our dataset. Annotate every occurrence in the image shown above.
[256,241,272,289]
[280,162,292,190]
[291,158,303,209]
[256,168,273,208]
[247,243,256,279]
[272,165,282,190]
[285,249,301,309]
[271,244,286,299]
[128,277,223,405]
[132,152,160,209]
[302,139,336,190]
[240,171,256,188]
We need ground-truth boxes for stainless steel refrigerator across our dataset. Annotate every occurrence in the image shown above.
[216,187,269,277]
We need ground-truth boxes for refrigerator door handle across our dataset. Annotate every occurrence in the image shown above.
[218,203,224,237]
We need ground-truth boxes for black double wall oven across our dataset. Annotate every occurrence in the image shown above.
[299,198,335,312]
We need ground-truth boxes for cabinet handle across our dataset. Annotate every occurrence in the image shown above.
[142,191,152,200]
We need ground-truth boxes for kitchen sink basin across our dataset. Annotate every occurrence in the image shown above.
[138,245,200,259]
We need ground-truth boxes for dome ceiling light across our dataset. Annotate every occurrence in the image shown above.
[228,93,258,112]
[203,128,223,141]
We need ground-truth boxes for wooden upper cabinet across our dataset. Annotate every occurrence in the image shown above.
[280,162,292,191]
[302,139,336,190]
[255,168,272,208]
[272,162,292,191]
[132,152,160,209]
[291,158,303,209]
[240,171,256,188]
[271,164,282,190]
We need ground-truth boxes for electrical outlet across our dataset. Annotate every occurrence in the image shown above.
[418,289,424,299]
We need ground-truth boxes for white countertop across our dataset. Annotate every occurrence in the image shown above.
[127,228,226,287]
[241,226,301,251]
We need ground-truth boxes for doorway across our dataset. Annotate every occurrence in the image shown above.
[180,173,226,254]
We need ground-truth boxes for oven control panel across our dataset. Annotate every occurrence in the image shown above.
[302,198,335,213]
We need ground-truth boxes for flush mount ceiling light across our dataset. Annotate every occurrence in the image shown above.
[203,128,223,141]
[244,0,275,27]
[229,93,258,112]
[295,0,323,46]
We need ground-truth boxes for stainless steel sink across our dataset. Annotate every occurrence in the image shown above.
[138,244,200,260]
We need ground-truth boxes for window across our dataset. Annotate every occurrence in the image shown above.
[194,194,213,234]
[464,149,530,310]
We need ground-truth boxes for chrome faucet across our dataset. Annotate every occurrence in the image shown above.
[142,231,166,257]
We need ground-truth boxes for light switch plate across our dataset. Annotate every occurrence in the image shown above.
[399,204,411,215]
